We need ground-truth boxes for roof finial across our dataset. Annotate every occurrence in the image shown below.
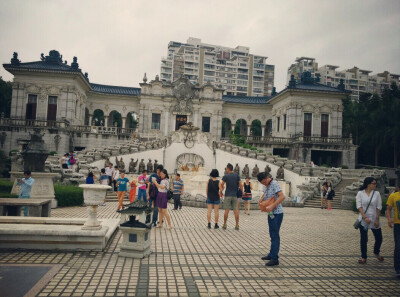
[271,87,277,96]
[338,79,345,91]
[143,73,147,83]
[71,56,79,70]
[155,74,159,81]
[288,75,296,88]
[11,52,20,65]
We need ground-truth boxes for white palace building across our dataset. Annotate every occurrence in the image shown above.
[0,50,357,168]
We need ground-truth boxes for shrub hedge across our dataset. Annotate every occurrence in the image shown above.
[0,180,13,193]
[54,184,84,207]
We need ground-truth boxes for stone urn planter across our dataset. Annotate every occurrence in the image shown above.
[225,143,232,152]
[248,150,257,158]
[218,142,226,150]
[79,184,111,230]
[231,146,239,154]
[138,144,146,151]
[239,148,248,156]
[257,153,266,160]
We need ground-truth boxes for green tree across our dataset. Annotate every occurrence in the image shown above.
[0,77,12,117]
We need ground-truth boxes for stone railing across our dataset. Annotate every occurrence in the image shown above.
[244,136,292,144]
[243,134,353,145]
[73,125,136,136]
[295,136,352,144]
[0,117,69,128]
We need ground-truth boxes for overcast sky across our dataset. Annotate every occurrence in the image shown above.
[0,0,399,91]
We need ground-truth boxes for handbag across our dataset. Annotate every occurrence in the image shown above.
[259,188,276,212]
[167,190,174,200]
[353,190,375,229]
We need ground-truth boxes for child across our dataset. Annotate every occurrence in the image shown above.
[116,171,129,211]
[86,172,95,184]
[129,177,137,203]
[242,177,252,215]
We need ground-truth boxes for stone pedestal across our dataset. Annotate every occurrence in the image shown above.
[119,226,152,258]
[277,180,291,199]
[11,171,59,208]
[79,184,111,230]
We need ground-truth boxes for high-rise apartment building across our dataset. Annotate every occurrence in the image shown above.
[287,57,400,100]
[160,37,275,96]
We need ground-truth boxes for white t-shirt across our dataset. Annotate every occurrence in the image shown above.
[61,156,69,165]
[356,190,382,229]
[105,167,113,177]
[112,170,120,181]
[159,179,169,193]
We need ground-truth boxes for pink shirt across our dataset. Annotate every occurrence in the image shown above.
[138,175,148,190]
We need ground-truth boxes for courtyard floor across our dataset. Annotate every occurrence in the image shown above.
[0,203,399,297]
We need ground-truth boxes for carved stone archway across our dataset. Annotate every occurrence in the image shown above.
[176,153,204,171]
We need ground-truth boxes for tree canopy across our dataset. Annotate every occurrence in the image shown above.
[342,82,400,168]
[0,77,12,117]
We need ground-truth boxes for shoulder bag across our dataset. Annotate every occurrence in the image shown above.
[353,190,375,229]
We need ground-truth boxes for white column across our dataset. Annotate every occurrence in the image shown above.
[164,110,169,135]
[89,114,93,125]
[122,117,126,128]
[104,116,109,127]
[261,125,265,137]
[247,125,251,136]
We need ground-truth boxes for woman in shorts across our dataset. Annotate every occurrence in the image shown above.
[152,169,172,229]
[206,169,221,229]
[242,177,252,215]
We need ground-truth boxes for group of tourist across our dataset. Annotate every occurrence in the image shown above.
[60,151,76,170]
[320,181,334,210]
[78,157,400,274]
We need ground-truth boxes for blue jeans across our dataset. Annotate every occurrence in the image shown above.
[149,196,158,224]
[138,188,147,202]
[19,195,30,216]
[394,224,400,273]
[267,213,283,261]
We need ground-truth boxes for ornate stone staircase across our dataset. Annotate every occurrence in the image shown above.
[303,179,357,209]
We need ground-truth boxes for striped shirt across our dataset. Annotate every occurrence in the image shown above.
[173,179,184,195]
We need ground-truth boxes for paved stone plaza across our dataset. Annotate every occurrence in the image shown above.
[0,203,399,297]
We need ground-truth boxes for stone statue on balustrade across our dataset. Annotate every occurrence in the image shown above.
[104,157,110,168]
[153,160,159,173]
[138,159,145,173]
[129,158,138,173]
[147,159,153,173]
[234,163,240,175]
[115,156,119,168]
[252,164,259,178]
[119,157,125,171]
[276,165,285,180]
[242,164,249,178]
[265,164,271,175]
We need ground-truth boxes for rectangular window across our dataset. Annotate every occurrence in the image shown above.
[151,113,161,130]
[47,96,58,121]
[321,114,329,137]
[283,114,287,130]
[304,113,312,136]
[202,117,210,132]
[26,94,38,120]
[277,117,280,132]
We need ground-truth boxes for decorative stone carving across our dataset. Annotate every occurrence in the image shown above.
[153,160,159,173]
[138,159,145,173]
[234,163,240,175]
[129,158,138,173]
[252,164,259,178]
[265,164,271,174]
[176,153,204,171]
[242,164,249,178]
[147,159,153,173]
[104,157,110,168]
[119,157,125,171]
[277,165,285,180]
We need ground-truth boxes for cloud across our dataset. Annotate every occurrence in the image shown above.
[0,0,399,91]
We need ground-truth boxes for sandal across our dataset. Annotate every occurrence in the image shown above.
[375,254,384,262]
[358,258,367,264]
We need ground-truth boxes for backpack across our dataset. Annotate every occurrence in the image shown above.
[69,157,76,165]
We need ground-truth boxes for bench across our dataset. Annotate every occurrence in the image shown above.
[0,198,51,217]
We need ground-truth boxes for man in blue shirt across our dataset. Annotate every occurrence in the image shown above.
[257,172,285,267]
[17,170,35,216]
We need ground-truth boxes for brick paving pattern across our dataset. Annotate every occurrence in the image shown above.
[1,201,399,297]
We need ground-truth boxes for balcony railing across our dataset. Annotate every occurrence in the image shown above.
[0,117,70,128]
[74,126,136,135]
[244,135,353,145]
